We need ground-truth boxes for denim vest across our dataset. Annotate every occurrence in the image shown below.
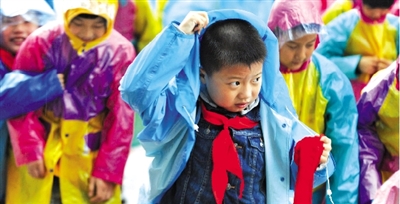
[160,102,266,204]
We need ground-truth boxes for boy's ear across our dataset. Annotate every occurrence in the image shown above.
[200,68,207,84]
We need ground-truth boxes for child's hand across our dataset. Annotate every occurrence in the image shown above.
[26,160,46,179]
[178,11,209,35]
[88,176,116,203]
[57,73,65,90]
[358,56,379,75]
[377,58,392,71]
[319,135,332,164]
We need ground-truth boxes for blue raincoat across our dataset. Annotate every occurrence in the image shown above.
[0,58,63,201]
[120,9,336,204]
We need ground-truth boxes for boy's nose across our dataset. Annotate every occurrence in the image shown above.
[239,86,252,100]
[79,29,94,42]
[296,47,306,61]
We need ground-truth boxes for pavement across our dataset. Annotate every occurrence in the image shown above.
[122,146,153,204]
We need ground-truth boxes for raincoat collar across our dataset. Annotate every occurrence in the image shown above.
[279,59,311,74]
[357,6,387,24]
[0,48,14,70]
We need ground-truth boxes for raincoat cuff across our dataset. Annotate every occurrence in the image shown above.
[91,170,122,185]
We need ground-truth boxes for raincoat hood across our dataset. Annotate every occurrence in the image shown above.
[198,9,296,116]
[268,0,324,47]
[0,0,55,27]
[63,0,118,54]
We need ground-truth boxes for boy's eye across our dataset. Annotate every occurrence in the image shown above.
[93,24,104,29]
[306,43,314,48]
[72,22,83,27]
[230,81,240,86]
[253,77,261,83]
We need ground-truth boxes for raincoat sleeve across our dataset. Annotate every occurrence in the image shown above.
[0,68,63,120]
[91,42,135,185]
[357,69,391,204]
[120,23,198,133]
[7,28,56,165]
[321,0,354,24]
[316,10,361,80]
[120,23,200,202]
[315,53,360,203]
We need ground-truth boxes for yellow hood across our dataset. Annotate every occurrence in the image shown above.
[63,0,118,54]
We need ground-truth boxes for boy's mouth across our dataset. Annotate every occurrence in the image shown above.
[235,103,248,109]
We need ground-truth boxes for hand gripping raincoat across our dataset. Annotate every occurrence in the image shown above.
[5,1,135,203]
[0,0,60,201]
[268,1,360,203]
[120,9,335,204]
[357,58,399,204]
[316,8,399,100]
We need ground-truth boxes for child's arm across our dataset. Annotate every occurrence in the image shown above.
[314,53,360,203]
[119,12,208,141]
[119,12,209,201]
[91,42,135,186]
[316,10,361,80]
[356,68,394,204]
[7,29,57,167]
[0,69,63,120]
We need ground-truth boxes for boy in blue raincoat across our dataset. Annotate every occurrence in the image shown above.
[120,9,336,204]
[268,1,360,204]
[0,0,63,202]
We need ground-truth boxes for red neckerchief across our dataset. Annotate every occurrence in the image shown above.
[293,136,324,204]
[279,35,319,74]
[358,6,386,24]
[280,59,311,74]
[0,48,15,70]
[201,102,258,204]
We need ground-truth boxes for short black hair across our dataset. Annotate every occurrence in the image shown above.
[200,19,267,76]
[362,0,395,9]
[73,13,107,26]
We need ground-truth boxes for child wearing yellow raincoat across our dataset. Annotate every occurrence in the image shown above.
[316,0,399,100]
[268,1,360,203]
[6,0,135,203]
[322,0,399,24]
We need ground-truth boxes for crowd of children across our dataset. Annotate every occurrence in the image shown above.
[0,0,398,204]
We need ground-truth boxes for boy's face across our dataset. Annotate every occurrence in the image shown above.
[279,34,317,70]
[0,15,39,55]
[200,62,263,113]
[362,4,390,21]
[68,16,106,42]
